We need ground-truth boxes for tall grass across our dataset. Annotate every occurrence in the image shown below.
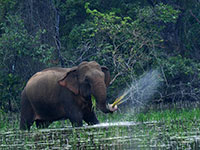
[136,108,200,122]
[1,103,200,132]
[0,110,19,131]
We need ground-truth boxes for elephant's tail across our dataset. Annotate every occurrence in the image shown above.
[20,89,34,130]
[20,89,29,108]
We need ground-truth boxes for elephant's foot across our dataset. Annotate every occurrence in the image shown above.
[70,120,83,127]
[87,120,99,125]
[83,114,99,125]
[36,120,52,129]
[20,119,33,130]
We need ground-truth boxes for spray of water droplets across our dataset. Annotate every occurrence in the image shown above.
[119,69,162,107]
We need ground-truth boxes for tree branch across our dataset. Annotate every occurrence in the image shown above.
[189,9,200,25]
[110,72,122,85]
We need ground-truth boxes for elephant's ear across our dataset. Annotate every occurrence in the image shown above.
[101,66,111,87]
[58,67,79,95]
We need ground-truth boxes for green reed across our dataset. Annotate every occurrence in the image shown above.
[1,106,200,149]
[1,106,200,131]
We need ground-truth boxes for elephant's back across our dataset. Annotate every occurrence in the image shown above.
[27,67,69,86]
[24,68,69,120]
[41,67,69,73]
[25,68,68,101]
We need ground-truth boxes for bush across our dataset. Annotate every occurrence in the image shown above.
[65,3,200,104]
[159,55,200,102]
[0,15,54,111]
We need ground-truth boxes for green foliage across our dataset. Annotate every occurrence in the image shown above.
[0,110,19,130]
[91,95,96,111]
[162,56,199,80]
[179,2,200,59]
[0,72,23,110]
[63,2,200,103]
[0,0,200,112]
[0,0,16,25]
[71,3,166,98]
[0,15,54,110]
[155,3,180,23]
[0,15,54,67]
[158,55,200,102]
[137,108,200,123]
[0,109,7,129]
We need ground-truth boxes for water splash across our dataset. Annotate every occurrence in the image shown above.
[115,69,162,107]
[92,121,138,128]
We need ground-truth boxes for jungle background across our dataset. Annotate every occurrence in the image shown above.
[0,0,200,113]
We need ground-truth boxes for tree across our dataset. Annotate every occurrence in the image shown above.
[0,15,54,111]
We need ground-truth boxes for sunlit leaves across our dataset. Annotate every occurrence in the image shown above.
[155,3,180,23]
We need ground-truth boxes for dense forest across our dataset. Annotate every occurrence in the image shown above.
[0,0,200,112]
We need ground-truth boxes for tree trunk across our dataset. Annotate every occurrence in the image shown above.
[51,0,64,67]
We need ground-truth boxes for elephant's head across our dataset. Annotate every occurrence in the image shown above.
[58,61,117,113]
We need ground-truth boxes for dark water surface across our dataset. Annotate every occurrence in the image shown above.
[1,121,200,149]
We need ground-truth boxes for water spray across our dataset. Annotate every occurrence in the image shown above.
[111,69,162,108]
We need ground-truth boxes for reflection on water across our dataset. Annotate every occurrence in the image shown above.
[1,121,200,149]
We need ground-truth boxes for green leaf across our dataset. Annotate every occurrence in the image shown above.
[91,95,96,111]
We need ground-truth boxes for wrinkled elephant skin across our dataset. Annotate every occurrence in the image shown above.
[20,61,116,130]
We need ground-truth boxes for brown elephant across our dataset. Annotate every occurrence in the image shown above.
[20,61,117,130]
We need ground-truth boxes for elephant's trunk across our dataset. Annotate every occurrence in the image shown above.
[91,81,112,113]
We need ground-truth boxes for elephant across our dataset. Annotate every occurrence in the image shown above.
[20,61,117,130]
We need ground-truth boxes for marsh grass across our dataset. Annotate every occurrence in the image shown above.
[136,108,200,122]
[1,103,200,131]
[0,110,19,131]
[1,102,200,149]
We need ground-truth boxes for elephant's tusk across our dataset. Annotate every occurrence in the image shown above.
[111,92,127,107]
[115,98,129,105]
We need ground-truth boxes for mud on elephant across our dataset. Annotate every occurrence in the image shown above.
[20,61,117,130]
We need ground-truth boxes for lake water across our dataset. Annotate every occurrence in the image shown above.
[1,121,200,149]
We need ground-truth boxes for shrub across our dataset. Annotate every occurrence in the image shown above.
[0,15,54,111]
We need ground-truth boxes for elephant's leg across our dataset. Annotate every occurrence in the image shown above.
[20,93,34,130]
[68,111,83,127]
[69,118,83,127]
[83,110,99,125]
[67,108,83,127]
[36,120,52,129]
[63,99,84,127]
